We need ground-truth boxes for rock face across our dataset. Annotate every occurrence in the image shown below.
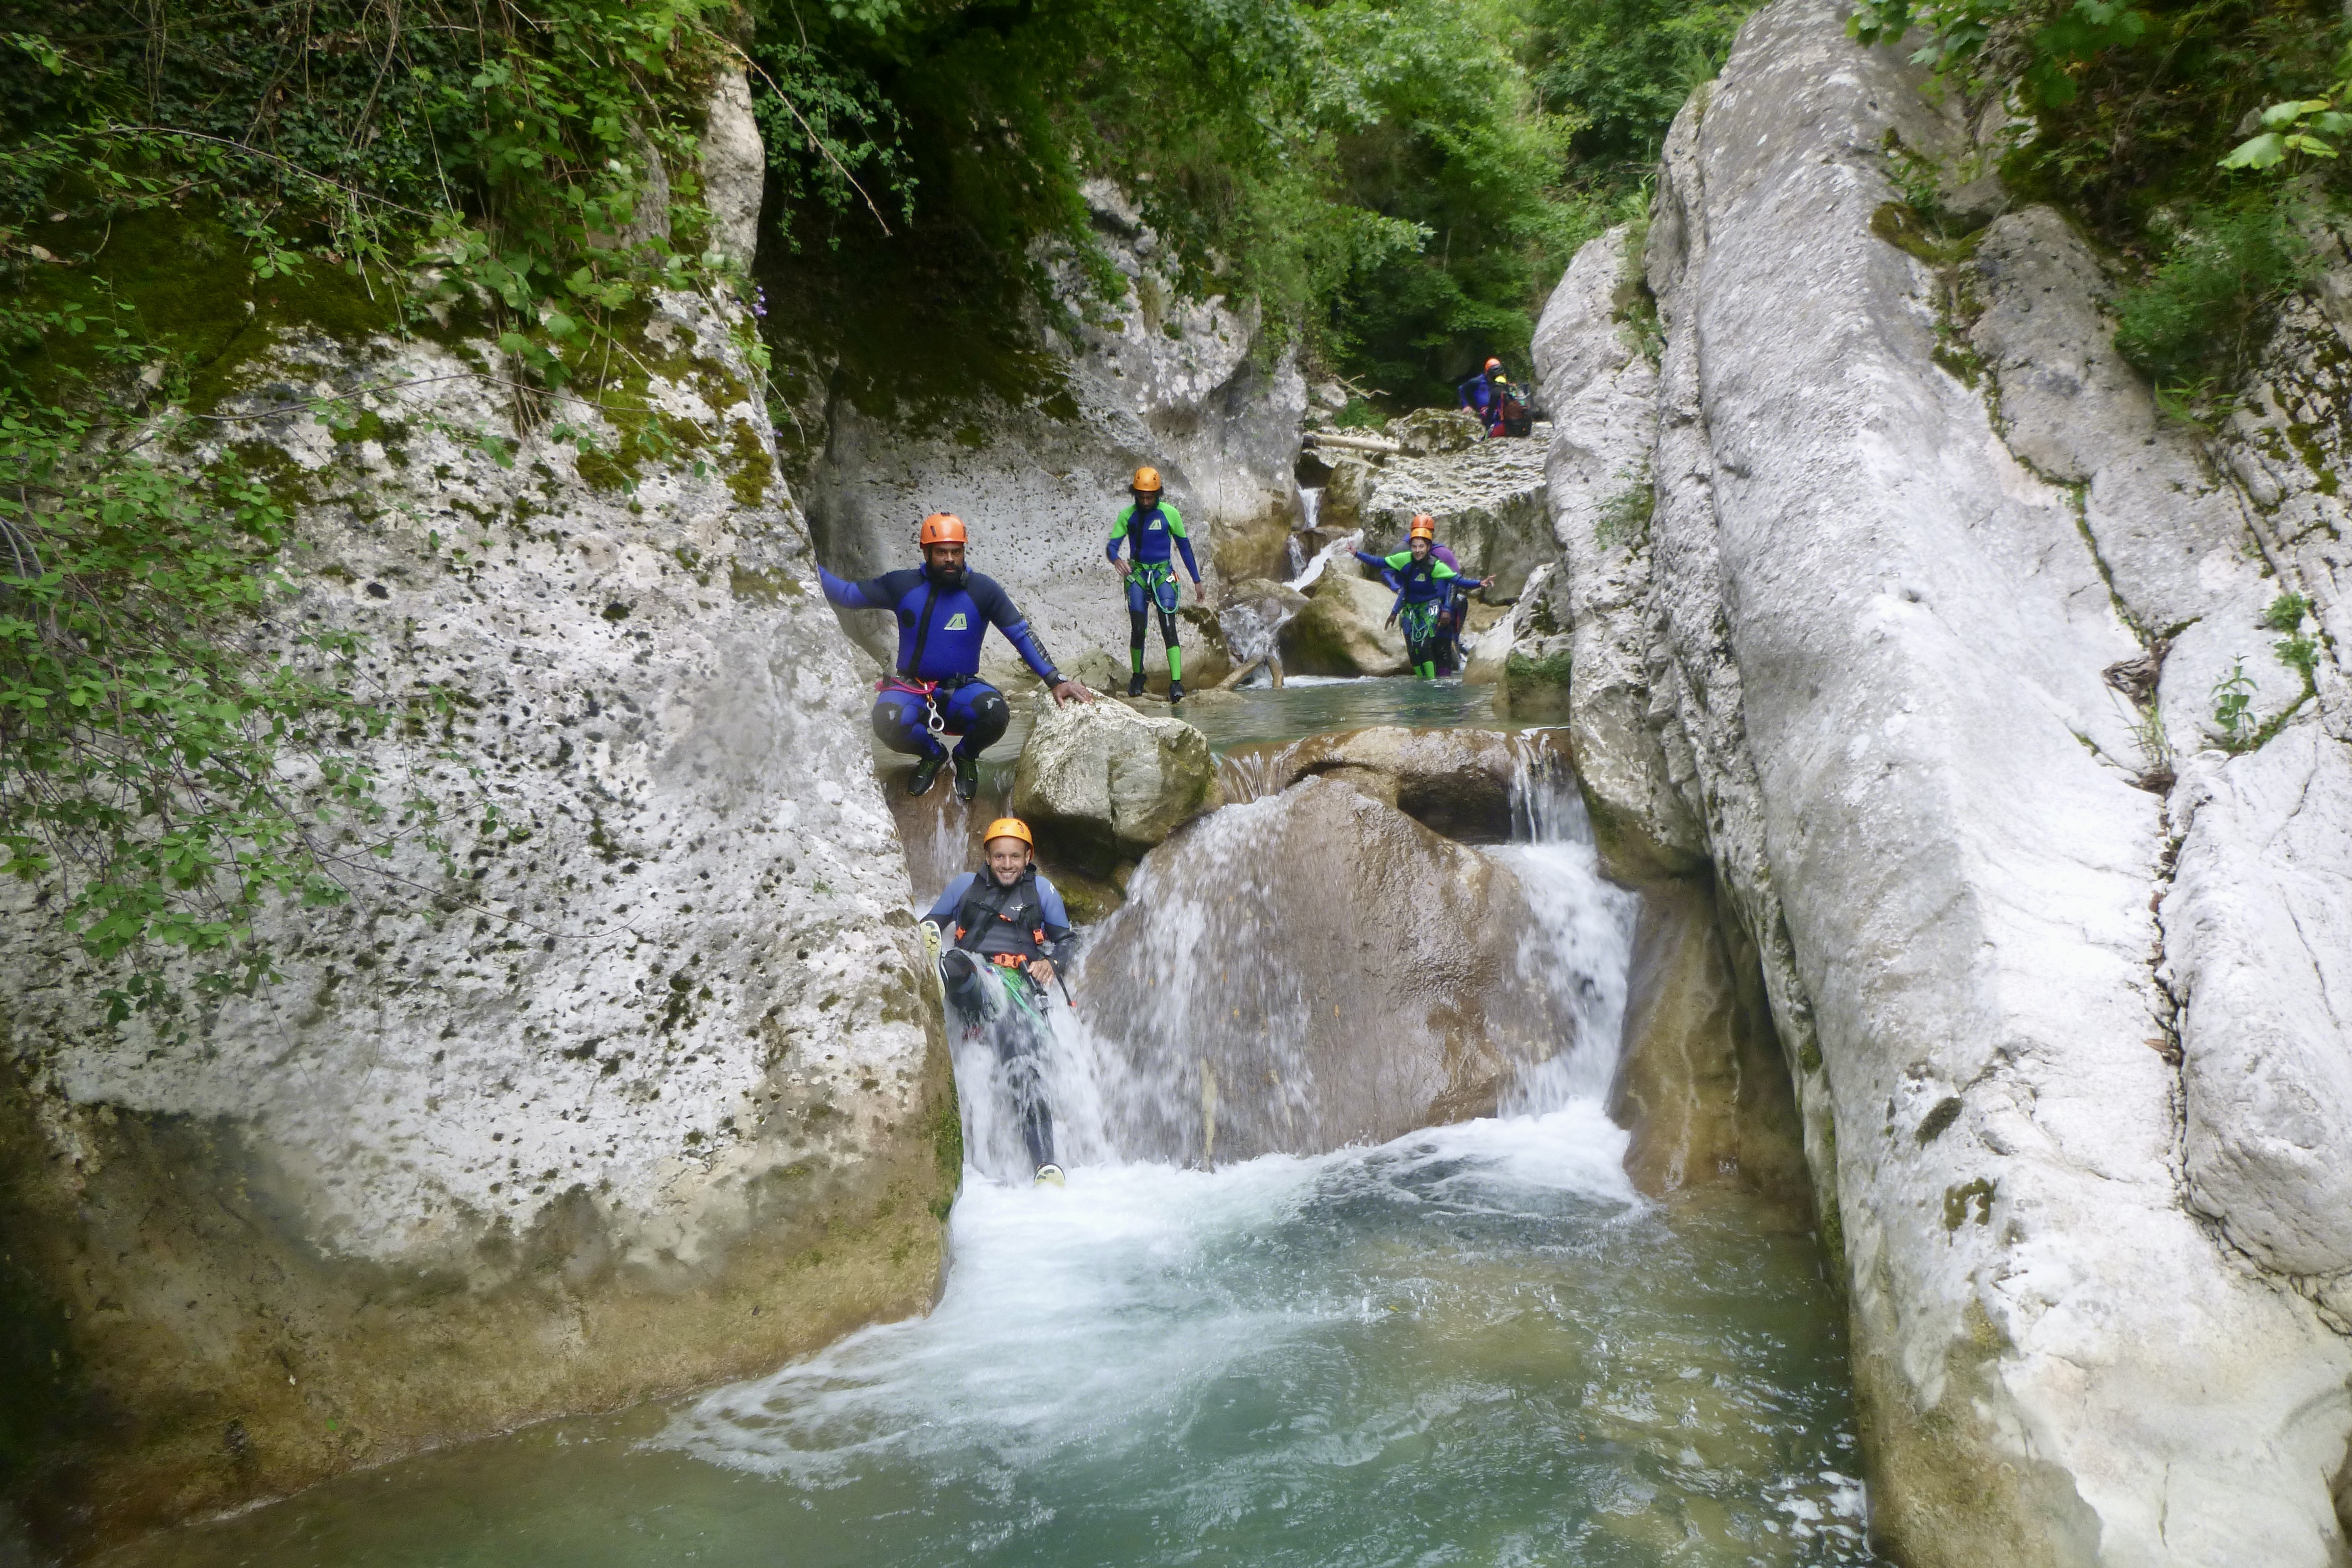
[1073,777,1584,1164]
[0,292,956,1554]
[1279,571,1410,676]
[1359,426,1553,598]
[1516,1,2352,1561]
[1010,696,1222,867]
[803,183,1306,684]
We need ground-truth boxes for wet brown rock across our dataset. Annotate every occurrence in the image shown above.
[1609,877,1807,1209]
[1075,778,1578,1164]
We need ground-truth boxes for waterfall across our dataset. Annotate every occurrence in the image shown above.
[1285,527,1361,594]
[1492,732,1640,1112]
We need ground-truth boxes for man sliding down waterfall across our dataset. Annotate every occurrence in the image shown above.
[1105,465,1203,703]
[820,512,1094,801]
[1357,516,1484,679]
[920,818,1073,1186]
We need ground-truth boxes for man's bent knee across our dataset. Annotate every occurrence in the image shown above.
[870,698,932,754]
[962,689,1011,750]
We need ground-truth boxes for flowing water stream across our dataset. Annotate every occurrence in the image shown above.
[103,680,1879,1568]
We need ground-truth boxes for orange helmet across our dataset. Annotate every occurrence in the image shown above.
[918,512,967,547]
[982,817,1034,850]
[1131,466,1162,493]
[1409,514,1437,541]
[1484,357,1502,373]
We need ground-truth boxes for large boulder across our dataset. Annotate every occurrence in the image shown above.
[1074,777,1604,1163]
[1610,1,2352,1560]
[1279,571,1409,676]
[1010,696,1222,867]
[0,293,954,1555]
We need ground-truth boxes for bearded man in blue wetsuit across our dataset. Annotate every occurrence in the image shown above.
[1104,465,1203,702]
[820,513,1094,801]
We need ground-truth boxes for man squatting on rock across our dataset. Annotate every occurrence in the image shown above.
[820,512,1094,801]
[921,816,1072,1184]
[1105,464,1202,703]
[1357,514,1483,679]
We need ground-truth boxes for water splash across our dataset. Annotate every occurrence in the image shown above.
[1285,528,1362,594]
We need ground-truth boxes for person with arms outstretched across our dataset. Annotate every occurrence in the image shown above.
[921,818,1072,1184]
[820,513,1093,801]
[1356,515,1484,679]
[1105,465,1203,703]
[1367,520,1479,675]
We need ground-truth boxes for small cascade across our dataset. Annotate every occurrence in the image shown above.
[1285,526,1362,593]
[1493,732,1640,1112]
[1211,740,1307,804]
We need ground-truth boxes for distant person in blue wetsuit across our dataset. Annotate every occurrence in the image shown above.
[921,817,1073,1184]
[1458,358,1505,423]
[820,513,1094,801]
[1356,515,1485,679]
[1105,465,1203,703]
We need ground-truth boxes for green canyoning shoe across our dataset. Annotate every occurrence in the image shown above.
[906,752,947,797]
[953,754,980,802]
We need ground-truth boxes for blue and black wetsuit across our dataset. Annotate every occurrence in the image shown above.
[1458,369,1502,421]
[1356,548,1480,679]
[922,865,1074,1168]
[819,562,1064,762]
[1107,500,1200,687]
[1373,543,1475,675]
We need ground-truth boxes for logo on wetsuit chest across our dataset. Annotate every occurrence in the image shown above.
[945,612,968,630]
[1146,518,1164,532]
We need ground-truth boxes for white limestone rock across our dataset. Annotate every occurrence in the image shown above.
[699,71,766,270]
[1625,3,2352,1561]
[1360,428,1552,596]
[2165,730,2352,1311]
[1525,223,1703,876]
[1010,694,1221,863]
[0,289,955,1530]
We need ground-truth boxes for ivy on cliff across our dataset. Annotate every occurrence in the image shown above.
[0,0,749,1000]
[1846,0,2346,401]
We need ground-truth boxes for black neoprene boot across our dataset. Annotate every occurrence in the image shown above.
[1127,671,1146,698]
[906,751,947,797]
[953,753,980,802]
[1167,680,1184,703]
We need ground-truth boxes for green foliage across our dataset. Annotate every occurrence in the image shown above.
[1531,0,1753,173]
[0,391,401,1002]
[2263,589,2312,629]
[2113,202,2314,386]
[1847,0,2344,404]
[2211,655,2256,746]
[747,0,1753,411]
[2276,631,2320,678]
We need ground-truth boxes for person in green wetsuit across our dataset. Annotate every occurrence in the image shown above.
[1105,464,1203,702]
[1355,514,1484,679]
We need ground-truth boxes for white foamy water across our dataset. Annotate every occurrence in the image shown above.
[663,1105,1638,1487]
